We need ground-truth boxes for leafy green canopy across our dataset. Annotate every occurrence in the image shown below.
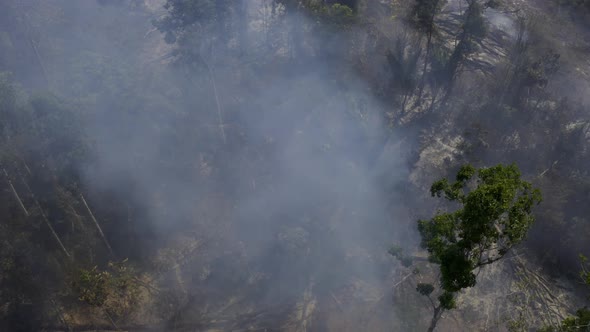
[419,164,541,293]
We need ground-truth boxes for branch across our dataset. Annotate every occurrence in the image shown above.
[476,254,505,268]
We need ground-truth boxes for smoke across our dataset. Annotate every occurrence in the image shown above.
[8,0,590,329]
[62,0,413,322]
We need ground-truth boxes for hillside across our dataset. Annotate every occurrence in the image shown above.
[0,0,589,331]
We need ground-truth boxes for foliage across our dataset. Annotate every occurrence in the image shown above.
[438,291,456,309]
[410,0,447,34]
[153,0,219,44]
[582,255,590,286]
[72,259,141,317]
[417,282,435,296]
[314,4,356,29]
[73,266,111,306]
[420,164,541,293]
[558,308,590,331]
[541,308,590,331]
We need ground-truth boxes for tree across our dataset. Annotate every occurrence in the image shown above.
[393,163,541,331]
[441,0,487,103]
[386,32,422,114]
[153,0,235,66]
[410,0,447,101]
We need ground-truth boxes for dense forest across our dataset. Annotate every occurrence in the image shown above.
[0,0,589,331]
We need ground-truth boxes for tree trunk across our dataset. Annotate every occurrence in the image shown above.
[38,204,72,259]
[427,306,443,332]
[21,12,50,87]
[417,30,433,103]
[80,193,114,256]
[50,299,72,332]
[417,0,442,103]
[3,168,29,216]
[203,59,227,145]
[18,174,72,259]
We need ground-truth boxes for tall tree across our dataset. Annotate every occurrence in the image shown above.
[441,0,487,104]
[392,164,541,331]
[410,0,447,102]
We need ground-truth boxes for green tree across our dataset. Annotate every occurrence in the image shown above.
[393,163,541,331]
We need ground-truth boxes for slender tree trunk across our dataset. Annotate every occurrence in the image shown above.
[417,0,442,103]
[16,154,32,175]
[104,310,119,331]
[21,11,50,87]
[427,306,443,332]
[18,175,72,259]
[50,299,72,332]
[79,193,114,256]
[401,90,410,114]
[3,168,29,216]
[39,203,71,259]
[428,87,440,112]
[417,29,433,103]
[203,60,227,144]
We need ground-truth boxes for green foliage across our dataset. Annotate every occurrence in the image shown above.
[74,266,111,306]
[417,283,435,296]
[541,308,590,331]
[419,164,541,293]
[559,308,590,331]
[72,259,141,316]
[438,291,456,310]
[310,3,356,29]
